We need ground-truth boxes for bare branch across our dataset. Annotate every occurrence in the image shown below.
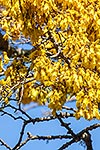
[62,106,76,112]
[12,121,27,150]
[15,133,72,150]
[56,113,76,138]
[27,132,72,140]
[58,123,100,150]
[58,138,75,150]
[0,138,12,150]
[25,112,74,124]
[82,131,93,150]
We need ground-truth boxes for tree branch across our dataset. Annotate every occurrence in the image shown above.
[82,131,93,150]
[28,133,72,140]
[58,123,100,150]
[12,121,27,150]
[56,113,76,138]
[0,138,12,150]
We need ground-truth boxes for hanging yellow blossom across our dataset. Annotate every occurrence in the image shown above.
[3,51,9,64]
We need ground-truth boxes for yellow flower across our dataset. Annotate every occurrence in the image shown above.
[3,51,9,64]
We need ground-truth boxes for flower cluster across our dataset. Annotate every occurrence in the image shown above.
[0,0,100,119]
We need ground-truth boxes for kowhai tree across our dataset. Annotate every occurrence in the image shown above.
[0,0,100,150]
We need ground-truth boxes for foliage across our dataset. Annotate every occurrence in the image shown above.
[0,0,100,120]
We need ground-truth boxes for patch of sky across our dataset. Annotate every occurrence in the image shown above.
[9,39,33,50]
[0,28,5,35]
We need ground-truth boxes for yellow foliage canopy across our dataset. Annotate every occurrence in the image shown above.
[0,0,100,120]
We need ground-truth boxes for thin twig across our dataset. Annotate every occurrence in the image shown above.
[27,133,72,140]
[0,138,12,150]
[12,121,27,150]
[26,112,74,124]
[56,113,76,138]
[0,109,26,121]
[62,106,76,112]
[15,133,72,150]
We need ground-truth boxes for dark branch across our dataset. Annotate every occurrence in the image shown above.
[82,131,93,150]
[58,123,100,150]
[27,132,72,140]
[0,138,12,150]
[56,113,76,138]
[12,121,27,150]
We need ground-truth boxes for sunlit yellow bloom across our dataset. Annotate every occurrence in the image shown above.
[3,51,9,64]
